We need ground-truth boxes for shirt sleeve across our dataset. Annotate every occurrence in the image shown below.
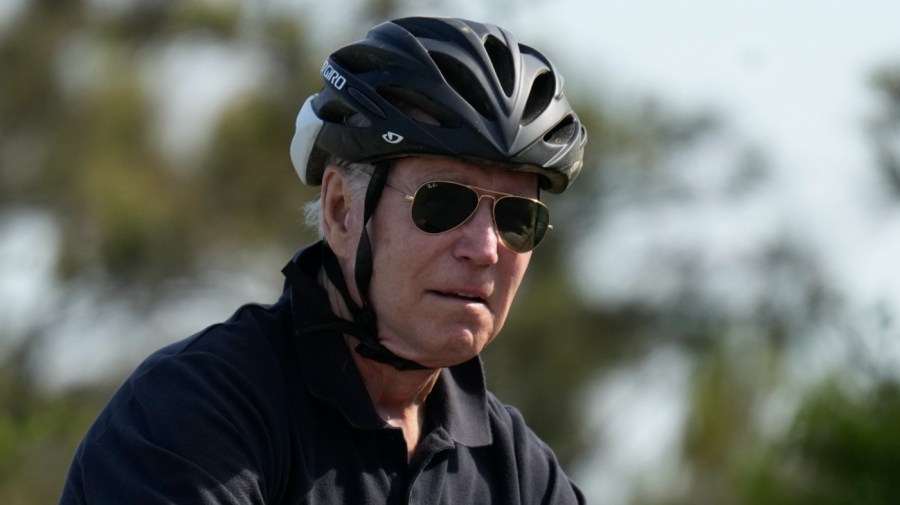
[59,345,290,505]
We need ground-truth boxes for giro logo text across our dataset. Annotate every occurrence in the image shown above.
[321,61,346,90]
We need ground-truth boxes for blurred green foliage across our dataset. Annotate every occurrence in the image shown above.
[755,379,900,505]
[0,340,113,504]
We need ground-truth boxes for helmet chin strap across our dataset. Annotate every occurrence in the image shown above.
[321,163,429,371]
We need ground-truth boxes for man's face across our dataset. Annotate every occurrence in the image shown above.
[363,157,538,368]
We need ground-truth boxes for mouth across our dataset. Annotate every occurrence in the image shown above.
[431,290,487,304]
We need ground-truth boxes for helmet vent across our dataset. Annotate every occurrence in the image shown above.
[393,17,452,42]
[523,70,555,124]
[318,99,370,127]
[483,35,514,97]
[543,114,577,144]
[429,51,495,120]
[377,85,462,127]
[332,46,395,74]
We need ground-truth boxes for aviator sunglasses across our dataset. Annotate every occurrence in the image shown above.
[383,180,552,253]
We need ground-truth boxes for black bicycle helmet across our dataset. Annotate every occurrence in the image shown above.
[288,17,587,371]
[290,16,586,193]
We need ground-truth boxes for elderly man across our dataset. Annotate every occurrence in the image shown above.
[60,16,587,504]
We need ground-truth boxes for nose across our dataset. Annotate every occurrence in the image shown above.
[452,197,500,265]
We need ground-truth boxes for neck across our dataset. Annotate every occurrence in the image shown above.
[349,341,440,420]
[349,341,440,460]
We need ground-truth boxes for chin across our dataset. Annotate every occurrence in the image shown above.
[422,351,480,369]
[440,336,490,364]
[382,323,493,366]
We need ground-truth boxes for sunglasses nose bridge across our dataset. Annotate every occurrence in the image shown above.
[472,193,503,231]
[442,191,500,243]
[455,194,505,257]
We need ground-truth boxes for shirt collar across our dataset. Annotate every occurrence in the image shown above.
[430,358,492,447]
[286,243,385,430]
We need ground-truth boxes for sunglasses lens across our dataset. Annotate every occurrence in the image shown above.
[411,182,479,233]
[408,181,550,253]
[495,197,550,252]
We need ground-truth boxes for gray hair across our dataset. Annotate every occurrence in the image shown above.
[303,158,376,237]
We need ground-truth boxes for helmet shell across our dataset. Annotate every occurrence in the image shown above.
[290,16,587,193]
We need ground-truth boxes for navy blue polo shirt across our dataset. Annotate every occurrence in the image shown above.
[59,243,585,504]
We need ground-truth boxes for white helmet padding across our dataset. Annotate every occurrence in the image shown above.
[289,95,324,186]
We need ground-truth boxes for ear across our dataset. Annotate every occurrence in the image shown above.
[321,167,360,262]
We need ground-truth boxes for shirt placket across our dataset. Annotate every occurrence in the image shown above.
[403,428,455,504]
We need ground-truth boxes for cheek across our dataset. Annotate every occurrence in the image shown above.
[495,254,531,311]
[369,198,411,249]
[507,253,531,289]
[367,215,419,299]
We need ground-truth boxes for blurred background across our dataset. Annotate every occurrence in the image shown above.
[3,0,900,503]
